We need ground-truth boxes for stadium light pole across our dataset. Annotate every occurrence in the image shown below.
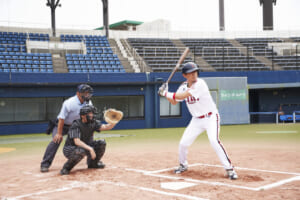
[219,0,225,31]
[46,0,61,37]
[259,0,277,30]
[102,0,109,38]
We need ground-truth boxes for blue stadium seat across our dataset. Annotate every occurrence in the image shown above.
[33,68,40,73]
[17,64,25,69]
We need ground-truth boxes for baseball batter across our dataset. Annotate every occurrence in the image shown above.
[40,84,94,173]
[158,62,238,180]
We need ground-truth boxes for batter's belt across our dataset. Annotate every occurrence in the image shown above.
[197,112,212,119]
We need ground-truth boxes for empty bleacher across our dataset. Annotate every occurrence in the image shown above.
[236,37,300,70]
[236,38,282,56]
[128,38,193,72]
[181,38,268,71]
[271,55,300,70]
[0,31,53,73]
[61,34,125,73]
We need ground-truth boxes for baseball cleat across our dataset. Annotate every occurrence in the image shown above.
[174,164,188,174]
[226,169,238,180]
[88,161,105,169]
[60,168,70,175]
[40,166,49,173]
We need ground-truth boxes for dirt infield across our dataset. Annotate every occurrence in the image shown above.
[1,138,300,200]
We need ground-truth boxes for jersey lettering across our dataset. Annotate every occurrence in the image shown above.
[186,96,200,104]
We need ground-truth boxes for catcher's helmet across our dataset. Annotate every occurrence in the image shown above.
[182,62,199,74]
[80,105,97,116]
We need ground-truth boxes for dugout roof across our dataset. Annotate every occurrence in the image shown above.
[95,20,143,30]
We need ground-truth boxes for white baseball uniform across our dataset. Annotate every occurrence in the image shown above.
[176,78,233,170]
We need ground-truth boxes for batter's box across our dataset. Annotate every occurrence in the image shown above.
[134,163,300,191]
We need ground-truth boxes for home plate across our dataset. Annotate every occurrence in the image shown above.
[161,182,198,190]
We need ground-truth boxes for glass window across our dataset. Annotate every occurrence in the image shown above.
[0,97,64,123]
[92,96,144,119]
[0,96,144,123]
[160,96,181,117]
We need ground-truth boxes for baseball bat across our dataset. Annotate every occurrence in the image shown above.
[165,47,190,84]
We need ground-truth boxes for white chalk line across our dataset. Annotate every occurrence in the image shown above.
[125,163,300,191]
[256,131,298,134]
[3,180,207,200]
[257,176,300,191]
[7,163,300,199]
[146,163,300,176]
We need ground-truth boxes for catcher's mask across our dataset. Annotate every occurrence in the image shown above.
[77,84,93,102]
[182,62,200,74]
[80,105,97,123]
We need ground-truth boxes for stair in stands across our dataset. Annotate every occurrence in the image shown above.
[108,39,133,72]
[194,56,215,72]
[49,36,61,42]
[227,39,249,55]
[122,39,151,72]
[52,55,68,73]
[255,56,282,70]
[171,39,215,72]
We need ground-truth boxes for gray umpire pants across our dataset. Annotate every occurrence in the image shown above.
[40,126,67,168]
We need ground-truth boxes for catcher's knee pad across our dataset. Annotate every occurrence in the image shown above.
[94,140,106,155]
[75,147,86,156]
[64,148,85,171]
[69,147,86,162]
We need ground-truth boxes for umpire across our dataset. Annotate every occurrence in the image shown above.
[40,84,93,172]
[60,105,115,175]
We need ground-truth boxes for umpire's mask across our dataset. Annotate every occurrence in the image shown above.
[77,84,94,102]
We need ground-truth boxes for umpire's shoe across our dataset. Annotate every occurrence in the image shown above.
[226,169,238,180]
[88,161,105,169]
[174,164,188,174]
[40,166,49,173]
[60,168,70,175]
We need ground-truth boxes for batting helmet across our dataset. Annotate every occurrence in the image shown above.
[80,105,97,116]
[182,62,199,74]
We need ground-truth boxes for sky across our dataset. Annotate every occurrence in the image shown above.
[0,0,300,32]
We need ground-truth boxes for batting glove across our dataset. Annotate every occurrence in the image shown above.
[158,83,168,96]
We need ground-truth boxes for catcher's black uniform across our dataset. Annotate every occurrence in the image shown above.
[61,118,106,174]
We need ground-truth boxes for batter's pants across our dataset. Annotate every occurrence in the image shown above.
[178,112,233,170]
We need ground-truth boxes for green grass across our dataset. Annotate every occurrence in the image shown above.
[1,123,299,158]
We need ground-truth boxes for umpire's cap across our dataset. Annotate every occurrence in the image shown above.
[80,105,97,115]
[77,84,93,94]
[182,62,200,74]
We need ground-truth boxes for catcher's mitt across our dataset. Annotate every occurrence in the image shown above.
[103,108,123,124]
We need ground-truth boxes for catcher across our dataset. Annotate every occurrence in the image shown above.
[60,105,123,175]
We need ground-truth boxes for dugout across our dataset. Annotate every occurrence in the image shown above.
[0,70,299,135]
